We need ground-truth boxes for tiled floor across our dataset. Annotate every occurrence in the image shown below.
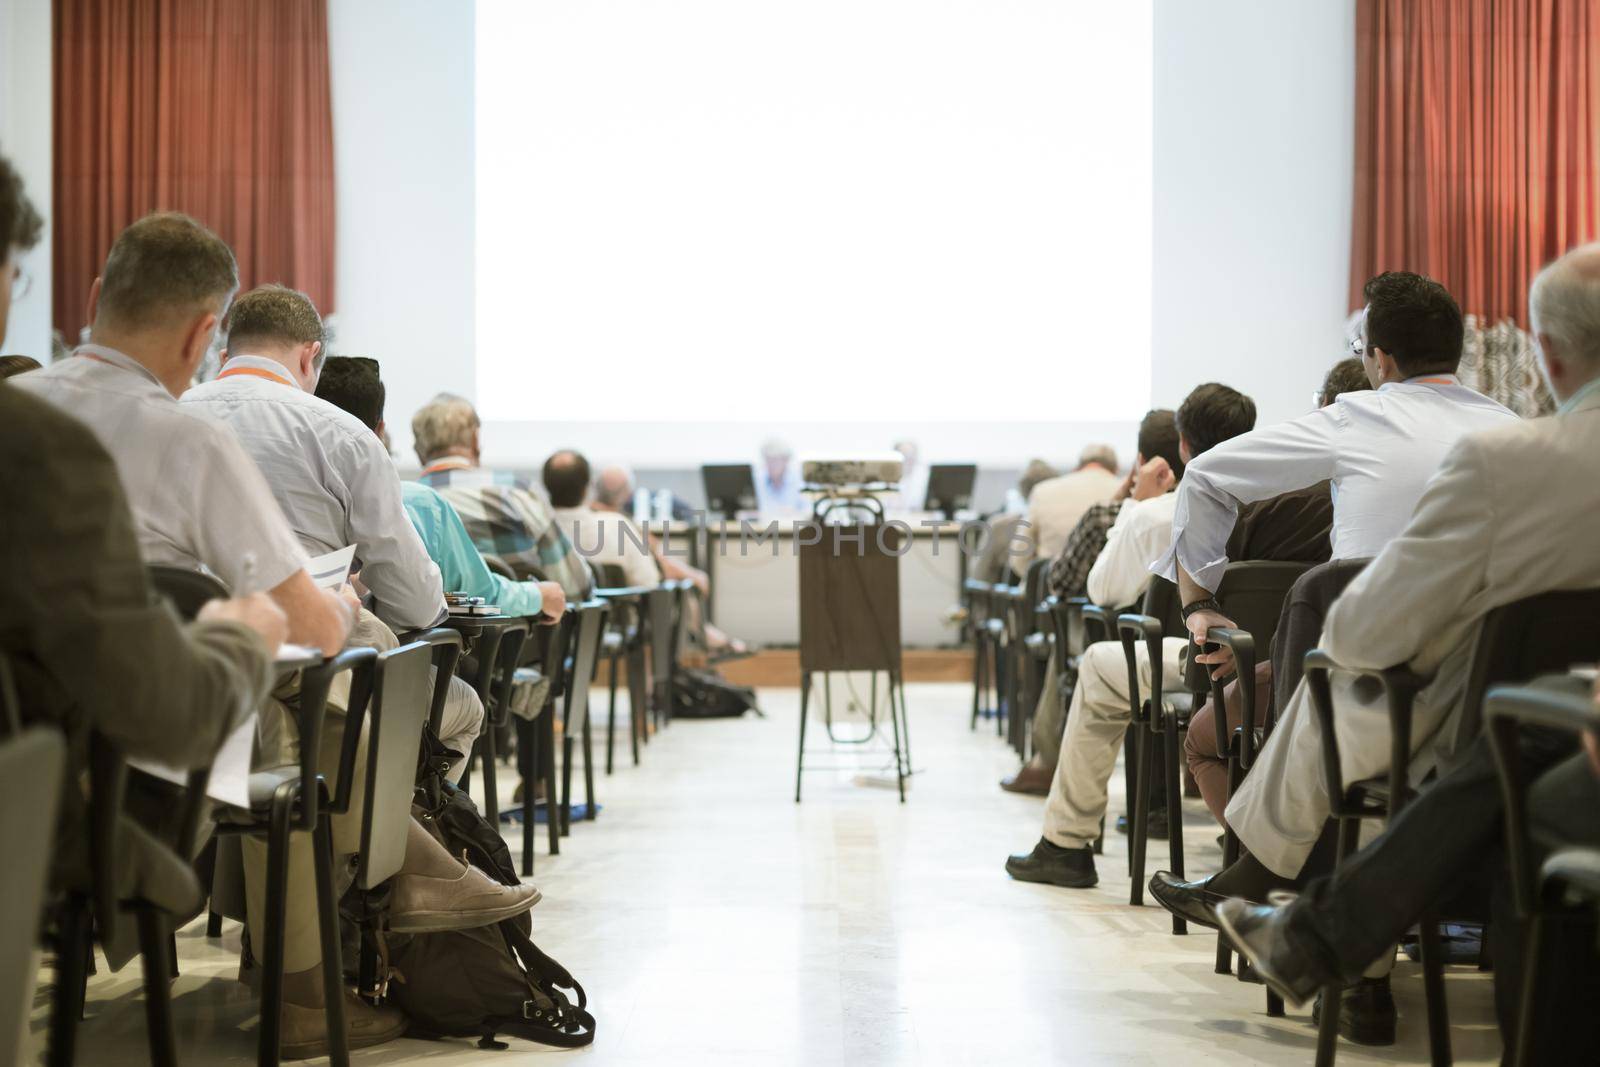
[27,683,1502,1065]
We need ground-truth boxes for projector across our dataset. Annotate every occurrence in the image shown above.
[801,453,904,489]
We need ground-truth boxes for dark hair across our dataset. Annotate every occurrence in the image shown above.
[1136,409,1183,480]
[314,356,386,432]
[1175,383,1257,457]
[542,450,591,509]
[0,354,41,379]
[97,213,238,328]
[0,154,42,257]
[1319,356,1371,407]
[1361,271,1464,376]
[224,284,326,353]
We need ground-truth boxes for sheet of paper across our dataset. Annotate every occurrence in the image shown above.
[306,545,356,590]
[128,711,256,810]
[274,642,321,663]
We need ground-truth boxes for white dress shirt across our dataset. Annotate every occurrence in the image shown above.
[553,506,662,589]
[181,354,445,630]
[13,345,311,593]
[1086,490,1177,609]
[1153,376,1517,593]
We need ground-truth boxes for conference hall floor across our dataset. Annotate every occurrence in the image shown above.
[28,683,1501,1065]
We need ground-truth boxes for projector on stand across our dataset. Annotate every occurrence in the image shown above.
[800,453,903,493]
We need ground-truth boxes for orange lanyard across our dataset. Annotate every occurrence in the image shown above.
[218,365,295,387]
[422,458,473,476]
[1410,376,1456,385]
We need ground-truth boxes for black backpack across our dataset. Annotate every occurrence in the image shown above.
[377,737,596,1050]
[670,665,761,718]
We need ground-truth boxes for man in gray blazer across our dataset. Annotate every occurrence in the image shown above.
[1151,241,1600,929]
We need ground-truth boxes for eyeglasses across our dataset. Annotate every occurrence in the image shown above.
[1349,335,1369,358]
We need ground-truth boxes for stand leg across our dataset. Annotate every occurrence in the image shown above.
[888,673,907,803]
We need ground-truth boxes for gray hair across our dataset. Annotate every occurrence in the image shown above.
[1530,242,1600,369]
[1077,443,1118,471]
[594,465,634,508]
[411,392,479,464]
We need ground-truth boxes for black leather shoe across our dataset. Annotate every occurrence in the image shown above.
[1005,838,1098,888]
[1148,871,1227,929]
[1312,976,1397,1046]
[1215,897,1332,1007]
[1114,810,1170,840]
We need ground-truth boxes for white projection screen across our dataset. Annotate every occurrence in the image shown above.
[476,1,1151,437]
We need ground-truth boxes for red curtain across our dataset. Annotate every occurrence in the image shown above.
[1351,0,1600,326]
[53,0,335,339]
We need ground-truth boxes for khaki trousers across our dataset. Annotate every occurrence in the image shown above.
[1041,637,1186,850]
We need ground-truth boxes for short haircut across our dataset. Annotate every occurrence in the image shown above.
[1319,357,1372,407]
[1136,409,1183,480]
[1018,458,1059,498]
[1530,241,1600,370]
[1175,383,1257,457]
[543,450,592,508]
[593,467,634,510]
[0,354,41,379]
[1077,443,1118,471]
[224,284,326,355]
[314,356,385,432]
[96,213,238,329]
[1362,271,1464,377]
[0,153,43,256]
[412,393,480,464]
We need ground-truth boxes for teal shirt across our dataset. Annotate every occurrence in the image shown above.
[402,481,544,616]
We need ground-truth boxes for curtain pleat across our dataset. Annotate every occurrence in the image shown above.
[52,0,336,339]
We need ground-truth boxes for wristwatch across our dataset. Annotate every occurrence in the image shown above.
[1181,596,1223,622]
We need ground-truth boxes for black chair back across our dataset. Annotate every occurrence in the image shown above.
[146,563,229,616]
[1182,561,1313,695]
[355,640,435,890]
[1459,587,1600,739]
[1142,576,1183,639]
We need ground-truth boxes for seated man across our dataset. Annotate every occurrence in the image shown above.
[412,393,594,599]
[313,356,566,623]
[1007,383,1310,886]
[756,438,805,515]
[970,459,1058,585]
[1023,443,1120,563]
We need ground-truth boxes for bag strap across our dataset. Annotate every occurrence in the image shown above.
[503,922,587,1010]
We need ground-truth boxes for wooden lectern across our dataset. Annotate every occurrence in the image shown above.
[794,519,912,802]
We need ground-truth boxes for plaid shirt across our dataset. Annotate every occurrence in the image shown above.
[417,460,594,598]
[1045,500,1122,601]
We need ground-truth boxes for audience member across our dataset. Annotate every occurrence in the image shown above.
[1318,356,1369,407]
[1006,382,1334,887]
[891,437,928,512]
[412,393,594,599]
[1023,443,1120,561]
[313,356,564,622]
[1215,244,1600,1057]
[0,353,40,378]
[756,438,805,514]
[971,459,1057,585]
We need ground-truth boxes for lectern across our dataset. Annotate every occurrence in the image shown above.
[794,505,913,802]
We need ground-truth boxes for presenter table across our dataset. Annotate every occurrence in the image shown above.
[648,519,970,649]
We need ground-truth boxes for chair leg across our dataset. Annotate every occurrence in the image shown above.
[1511,913,1543,1067]
[206,911,224,938]
[1129,722,1154,906]
[519,717,535,877]
[1417,911,1453,1067]
[970,635,983,730]
[583,717,597,821]
[605,661,619,775]
[312,814,350,1067]
[135,906,178,1067]
[259,795,294,1067]
[543,710,560,856]
[479,726,501,826]
[561,735,576,836]
[1315,817,1361,1067]
[1165,716,1186,935]
[48,896,92,1067]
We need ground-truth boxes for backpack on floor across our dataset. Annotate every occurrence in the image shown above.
[383,778,596,1049]
[670,665,760,718]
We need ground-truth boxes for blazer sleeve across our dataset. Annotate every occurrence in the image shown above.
[1320,434,1495,671]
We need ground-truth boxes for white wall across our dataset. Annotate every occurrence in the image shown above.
[327,0,1356,464]
[326,0,476,464]
[1,0,53,359]
[1152,0,1356,426]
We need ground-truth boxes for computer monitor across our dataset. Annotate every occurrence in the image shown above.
[701,463,759,519]
[923,463,977,518]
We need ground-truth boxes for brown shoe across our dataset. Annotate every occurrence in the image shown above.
[389,858,541,933]
[280,991,407,1059]
[1000,761,1054,796]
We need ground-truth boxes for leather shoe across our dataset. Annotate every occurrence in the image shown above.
[1312,975,1397,1046]
[280,991,408,1059]
[1000,762,1053,796]
[389,859,541,933]
[1115,810,1169,840]
[1148,871,1227,930]
[1215,896,1331,1008]
[1005,838,1098,888]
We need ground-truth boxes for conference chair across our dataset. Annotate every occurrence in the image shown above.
[1115,578,1184,909]
[594,564,651,772]
[1306,586,1600,1067]
[513,615,568,876]
[1487,674,1600,1067]
[645,578,691,726]
[558,599,610,835]
[451,615,531,827]
[964,579,1007,733]
[1004,560,1053,758]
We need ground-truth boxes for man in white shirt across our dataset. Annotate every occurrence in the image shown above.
[1023,444,1121,562]
[756,438,805,515]
[1007,384,1258,889]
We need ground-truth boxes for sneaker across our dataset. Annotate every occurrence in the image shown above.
[389,859,541,933]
